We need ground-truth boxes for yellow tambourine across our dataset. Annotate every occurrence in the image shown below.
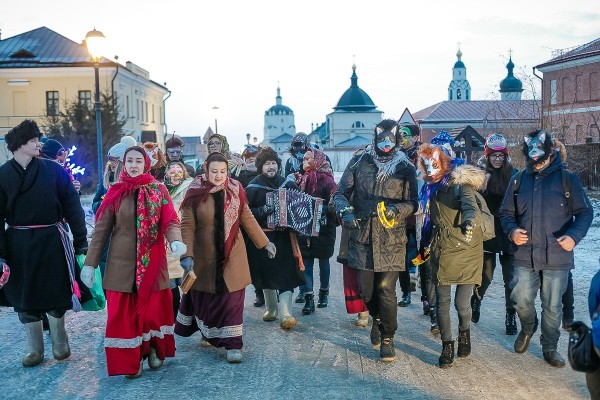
[376,201,397,229]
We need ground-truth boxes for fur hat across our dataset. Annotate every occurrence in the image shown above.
[484,133,508,156]
[108,136,136,159]
[41,139,65,160]
[5,119,42,152]
[255,147,281,172]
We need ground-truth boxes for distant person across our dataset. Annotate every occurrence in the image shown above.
[41,138,81,192]
[163,135,195,177]
[233,145,261,188]
[0,119,88,367]
[500,130,593,367]
[285,132,310,176]
[142,142,167,180]
[196,133,231,176]
[471,133,518,335]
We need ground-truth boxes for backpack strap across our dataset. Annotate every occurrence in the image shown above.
[561,169,572,214]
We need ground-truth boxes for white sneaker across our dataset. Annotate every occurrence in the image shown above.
[226,349,242,363]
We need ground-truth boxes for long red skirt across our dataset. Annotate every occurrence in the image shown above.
[343,264,368,314]
[104,289,176,376]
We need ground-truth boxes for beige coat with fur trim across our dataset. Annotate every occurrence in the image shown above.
[429,164,486,286]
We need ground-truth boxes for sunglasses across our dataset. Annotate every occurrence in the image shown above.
[490,154,506,160]
[107,156,120,163]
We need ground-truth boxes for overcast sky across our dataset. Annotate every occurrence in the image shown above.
[2,0,599,151]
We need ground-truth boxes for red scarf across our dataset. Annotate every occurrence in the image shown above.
[96,154,179,311]
[181,175,246,268]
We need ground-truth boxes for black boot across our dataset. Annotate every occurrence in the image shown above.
[439,340,455,368]
[397,293,411,307]
[422,300,430,316]
[370,319,381,349]
[253,289,265,307]
[470,294,481,323]
[457,328,471,358]
[295,291,305,304]
[380,338,396,362]
[317,289,329,308]
[302,293,315,315]
[505,310,518,335]
[430,307,440,334]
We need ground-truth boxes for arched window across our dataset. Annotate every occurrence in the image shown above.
[466,89,470,100]
[457,89,462,100]
[352,121,365,128]
[449,90,453,100]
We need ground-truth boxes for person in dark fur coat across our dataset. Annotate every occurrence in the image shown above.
[333,119,418,362]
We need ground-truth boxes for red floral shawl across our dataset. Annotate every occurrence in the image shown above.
[298,149,335,197]
[96,151,179,310]
[181,175,246,268]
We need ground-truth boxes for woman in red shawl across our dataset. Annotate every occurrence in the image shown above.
[174,152,276,363]
[295,148,337,314]
[82,146,186,378]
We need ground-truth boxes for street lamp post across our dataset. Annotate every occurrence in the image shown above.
[85,28,106,184]
[246,133,251,145]
[212,106,219,134]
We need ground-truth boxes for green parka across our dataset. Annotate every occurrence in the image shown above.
[429,164,486,286]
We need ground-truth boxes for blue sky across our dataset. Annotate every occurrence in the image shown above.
[2,0,599,151]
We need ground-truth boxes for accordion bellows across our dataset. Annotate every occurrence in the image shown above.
[266,189,324,237]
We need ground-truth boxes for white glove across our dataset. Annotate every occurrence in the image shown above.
[264,242,277,259]
[170,241,187,258]
[81,265,96,288]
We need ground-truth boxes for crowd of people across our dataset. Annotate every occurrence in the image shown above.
[0,118,597,395]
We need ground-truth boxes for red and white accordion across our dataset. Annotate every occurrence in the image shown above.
[266,189,324,237]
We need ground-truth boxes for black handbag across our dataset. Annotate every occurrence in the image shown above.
[567,318,600,373]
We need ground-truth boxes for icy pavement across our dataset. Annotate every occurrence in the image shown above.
[0,195,596,399]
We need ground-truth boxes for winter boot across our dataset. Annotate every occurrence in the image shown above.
[457,328,471,358]
[317,289,329,308]
[505,310,518,336]
[295,291,305,304]
[370,319,382,349]
[278,291,297,330]
[148,347,164,370]
[430,307,440,335]
[302,293,315,315]
[380,338,396,362]
[438,340,455,368]
[470,294,481,323]
[397,293,411,307]
[355,311,369,327]
[47,315,70,360]
[262,289,278,322]
[253,289,265,307]
[422,300,431,316]
[22,321,44,367]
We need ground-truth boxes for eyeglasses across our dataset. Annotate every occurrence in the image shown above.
[107,156,120,163]
[490,154,506,160]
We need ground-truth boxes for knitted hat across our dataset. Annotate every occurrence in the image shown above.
[41,139,65,160]
[5,119,42,152]
[430,130,455,157]
[484,133,508,156]
[255,147,281,172]
[108,136,136,159]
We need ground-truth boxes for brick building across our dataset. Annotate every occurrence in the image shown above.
[535,37,600,144]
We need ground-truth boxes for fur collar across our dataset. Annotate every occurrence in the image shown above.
[451,164,486,190]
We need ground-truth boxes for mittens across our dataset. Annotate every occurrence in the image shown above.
[170,241,187,258]
[264,242,277,259]
[180,257,194,273]
[81,265,96,288]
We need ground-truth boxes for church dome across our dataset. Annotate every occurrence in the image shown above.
[266,104,293,115]
[265,86,294,115]
[334,65,377,112]
[499,57,523,92]
[453,48,465,68]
